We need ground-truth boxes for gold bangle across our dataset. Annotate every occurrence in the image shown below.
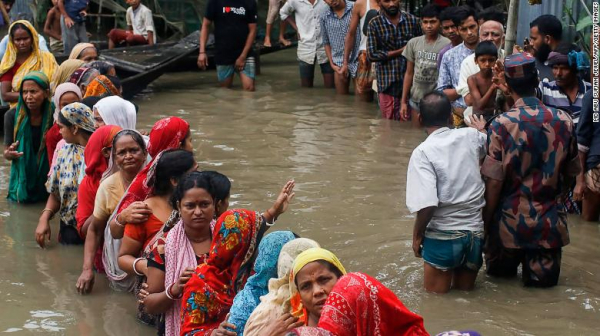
[41,208,55,219]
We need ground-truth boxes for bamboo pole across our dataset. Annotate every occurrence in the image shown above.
[504,0,520,55]
[0,1,10,26]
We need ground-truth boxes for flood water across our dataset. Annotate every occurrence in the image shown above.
[0,49,599,335]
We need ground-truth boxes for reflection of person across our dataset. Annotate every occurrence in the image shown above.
[407,92,485,294]
[58,0,90,55]
[3,71,54,204]
[0,20,57,107]
[482,53,580,288]
[107,0,155,49]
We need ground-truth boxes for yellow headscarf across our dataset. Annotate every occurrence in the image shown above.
[0,20,58,108]
[50,59,84,93]
[289,248,347,323]
[69,43,96,60]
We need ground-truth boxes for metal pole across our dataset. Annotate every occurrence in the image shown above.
[504,0,520,55]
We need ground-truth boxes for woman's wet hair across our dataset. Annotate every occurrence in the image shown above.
[170,171,216,209]
[112,129,147,154]
[475,40,498,59]
[10,22,32,39]
[201,171,231,205]
[58,112,94,137]
[85,60,115,76]
[153,149,196,196]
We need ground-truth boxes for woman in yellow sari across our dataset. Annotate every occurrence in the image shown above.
[0,20,58,107]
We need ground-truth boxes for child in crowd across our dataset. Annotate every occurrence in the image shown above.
[466,41,500,119]
[406,91,486,294]
[44,0,63,53]
[401,3,449,124]
[107,0,155,49]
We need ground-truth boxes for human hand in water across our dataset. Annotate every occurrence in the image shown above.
[76,268,95,295]
[263,313,303,336]
[399,102,409,122]
[171,267,195,298]
[120,201,152,225]
[35,218,52,248]
[269,180,296,220]
[211,314,237,336]
[198,53,209,70]
[4,141,23,160]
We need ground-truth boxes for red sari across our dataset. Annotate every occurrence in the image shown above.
[180,209,263,336]
[116,117,189,214]
[318,272,428,336]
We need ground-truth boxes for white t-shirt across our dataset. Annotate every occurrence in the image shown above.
[406,127,486,232]
[126,4,156,43]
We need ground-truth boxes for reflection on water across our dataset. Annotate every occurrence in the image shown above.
[1,49,599,335]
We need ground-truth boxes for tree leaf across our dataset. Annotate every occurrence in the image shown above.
[576,16,593,31]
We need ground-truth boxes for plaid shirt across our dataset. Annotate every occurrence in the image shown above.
[367,11,421,96]
[321,1,360,77]
[481,97,581,249]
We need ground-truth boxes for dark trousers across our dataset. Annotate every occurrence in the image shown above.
[486,246,562,287]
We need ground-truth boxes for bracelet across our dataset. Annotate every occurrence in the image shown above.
[41,208,55,219]
[166,283,182,300]
[199,51,206,54]
[263,209,276,227]
[114,214,125,227]
[132,257,144,276]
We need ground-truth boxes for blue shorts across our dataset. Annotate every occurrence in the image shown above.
[298,59,334,79]
[422,229,484,271]
[216,56,256,82]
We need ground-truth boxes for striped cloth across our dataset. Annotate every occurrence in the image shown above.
[539,79,592,124]
[320,1,360,77]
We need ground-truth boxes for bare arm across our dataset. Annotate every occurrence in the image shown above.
[147,31,154,46]
[324,44,336,70]
[118,236,145,276]
[412,206,435,258]
[44,11,62,40]
[469,78,497,113]
[443,88,459,102]
[57,0,68,18]
[35,193,61,248]
[401,60,414,105]
[199,19,211,54]
[76,215,107,294]
[142,266,173,314]
[239,23,257,59]
[343,1,362,66]
[1,81,19,103]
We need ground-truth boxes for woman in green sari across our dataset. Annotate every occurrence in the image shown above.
[3,71,53,203]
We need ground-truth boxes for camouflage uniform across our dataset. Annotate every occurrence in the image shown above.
[481,96,580,287]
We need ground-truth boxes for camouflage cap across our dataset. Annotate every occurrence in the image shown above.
[504,52,537,79]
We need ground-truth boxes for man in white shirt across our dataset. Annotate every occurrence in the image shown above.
[406,91,486,294]
[280,0,334,88]
[107,0,155,49]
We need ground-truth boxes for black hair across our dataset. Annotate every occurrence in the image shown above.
[530,14,562,41]
[170,171,215,209]
[9,22,33,39]
[81,94,109,110]
[551,42,580,71]
[58,109,94,137]
[112,129,147,154]
[505,74,539,97]
[420,4,440,19]
[439,6,457,23]
[475,41,498,58]
[201,171,231,205]
[419,91,452,127]
[85,61,116,76]
[477,7,504,25]
[452,5,476,27]
[106,75,122,91]
[153,149,196,196]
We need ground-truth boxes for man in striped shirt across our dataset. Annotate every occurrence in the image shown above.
[539,43,591,126]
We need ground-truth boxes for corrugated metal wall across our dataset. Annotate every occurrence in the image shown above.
[516,0,593,47]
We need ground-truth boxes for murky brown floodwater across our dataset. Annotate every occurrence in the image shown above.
[1,49,599,335]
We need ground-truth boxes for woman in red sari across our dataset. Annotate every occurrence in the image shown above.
[287,272,428,336]
[109,117,193,240]
[178,181,296,335]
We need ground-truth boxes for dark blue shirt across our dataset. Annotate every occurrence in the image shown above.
[577,90,600,171]
[65,0,89,23]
